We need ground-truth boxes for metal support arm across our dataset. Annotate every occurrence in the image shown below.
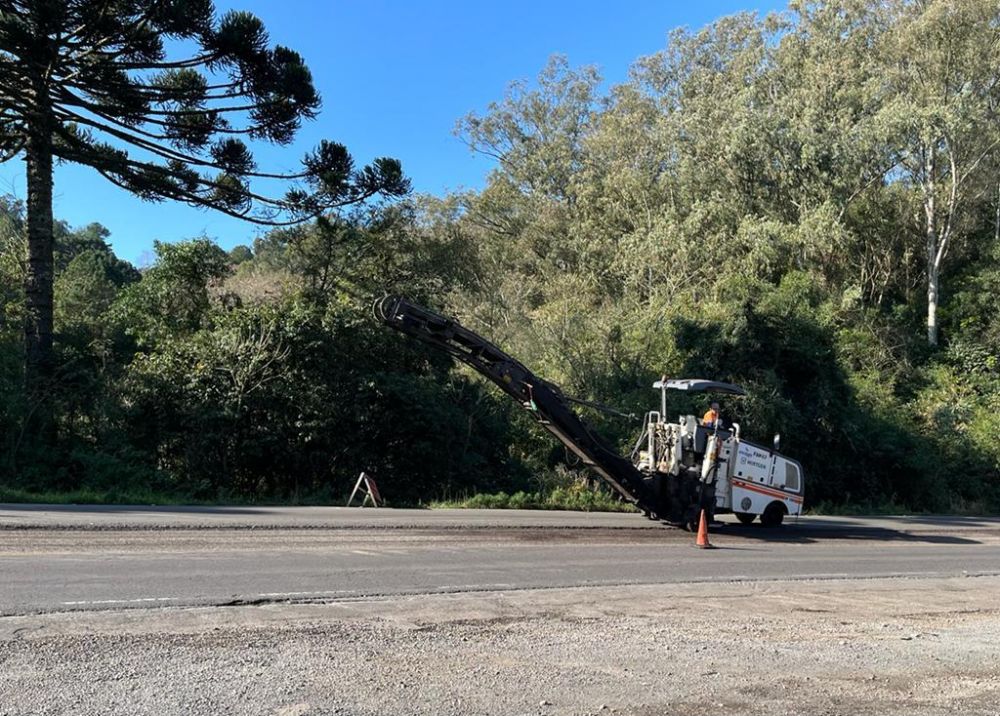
[374,296,656,509]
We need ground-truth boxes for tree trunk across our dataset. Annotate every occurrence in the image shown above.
[24,119,55,395]
[993,182,1000,244]
[926,204,939,347]
[924,146,939,347]
[927,261,939,347]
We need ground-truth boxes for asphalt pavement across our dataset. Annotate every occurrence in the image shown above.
[1,505,999,617]
[3,503,999,532]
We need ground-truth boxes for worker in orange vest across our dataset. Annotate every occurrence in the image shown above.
[702,402,721,428]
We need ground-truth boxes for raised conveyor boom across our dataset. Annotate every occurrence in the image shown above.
[374,296,655,509]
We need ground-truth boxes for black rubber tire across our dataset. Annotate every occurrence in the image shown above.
[735,512,756,525]
[760,502,785,528]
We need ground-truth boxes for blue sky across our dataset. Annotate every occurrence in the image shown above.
[1,0,785,264]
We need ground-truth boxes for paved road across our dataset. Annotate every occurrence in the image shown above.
[1,505,998,617]
[3,503,1000,532]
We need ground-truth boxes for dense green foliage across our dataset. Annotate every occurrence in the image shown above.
[0,201,528,503]
[1,0,998,511]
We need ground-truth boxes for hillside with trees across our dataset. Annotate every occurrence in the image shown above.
[1,0,998,511]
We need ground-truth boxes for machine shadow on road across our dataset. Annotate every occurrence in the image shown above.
[714,523,982,545]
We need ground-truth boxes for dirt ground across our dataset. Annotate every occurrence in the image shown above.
[2,575,999,716]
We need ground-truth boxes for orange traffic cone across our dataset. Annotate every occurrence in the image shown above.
[696,509,714,549]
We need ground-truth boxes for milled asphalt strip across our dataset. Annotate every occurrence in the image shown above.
[0,505,658,531]
[0,522,664,532]
[3,505,999,534]
[4,523,998,543]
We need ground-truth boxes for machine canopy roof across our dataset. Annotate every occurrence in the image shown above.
[652,378,747,396]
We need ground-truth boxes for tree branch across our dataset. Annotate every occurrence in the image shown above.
[91,164,317,227]
[115,54,220,71]
[0,137,25,163]
[54,103,312,181]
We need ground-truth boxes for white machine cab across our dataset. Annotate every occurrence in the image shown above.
[633,377,804,527]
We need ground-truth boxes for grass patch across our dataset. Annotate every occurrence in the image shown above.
[0,487,349,507]
[0,487,214,506]
[805,500,919,516]
[806,498,998,517]
[430,486,638,513]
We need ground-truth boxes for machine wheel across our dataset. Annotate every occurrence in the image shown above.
[760,502,785,528]
[735,512,756,525]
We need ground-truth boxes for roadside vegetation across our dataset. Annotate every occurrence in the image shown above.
[431,483,639,513]
[1,1,998,513]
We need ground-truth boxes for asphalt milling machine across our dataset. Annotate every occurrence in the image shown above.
[375,295,804,529]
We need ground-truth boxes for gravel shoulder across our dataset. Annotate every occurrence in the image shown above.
[2,575,999,716]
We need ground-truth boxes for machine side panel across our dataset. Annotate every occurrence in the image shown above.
[732,441,774,484]
[732,479,804,516]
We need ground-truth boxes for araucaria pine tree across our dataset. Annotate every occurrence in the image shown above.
[0,0,408,393]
